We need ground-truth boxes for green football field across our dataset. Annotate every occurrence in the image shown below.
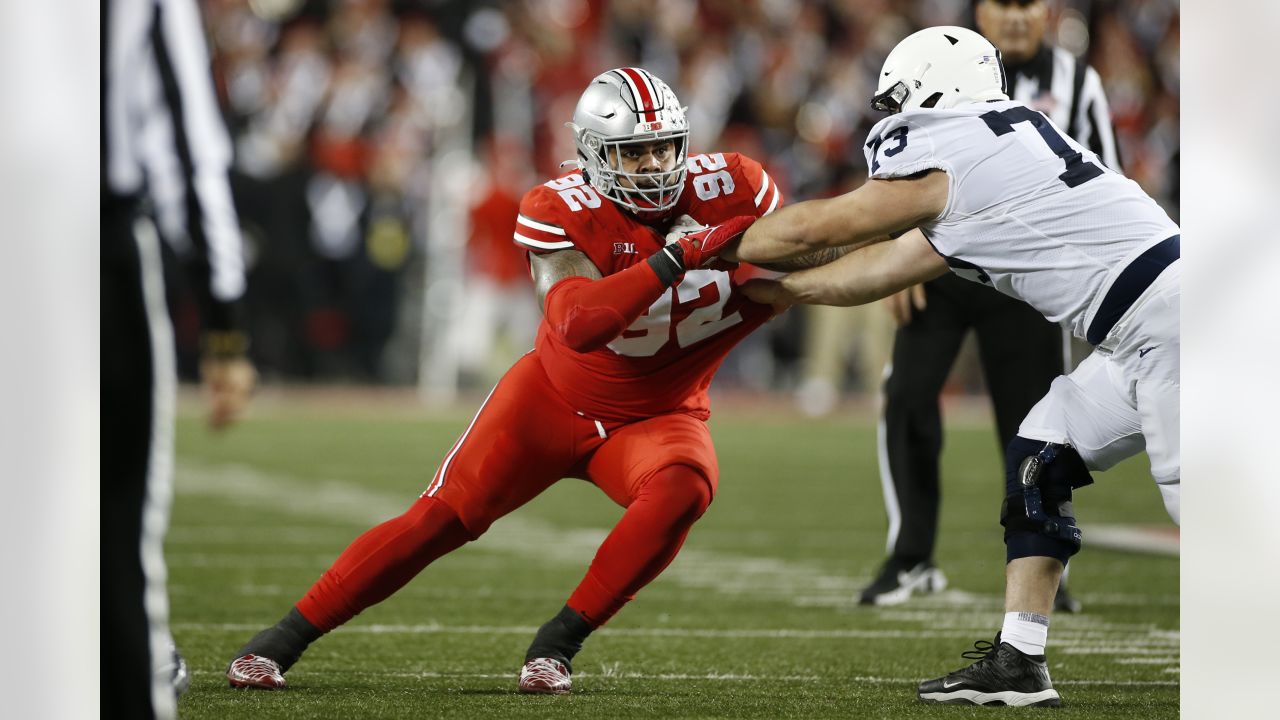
[169,393,1178,719]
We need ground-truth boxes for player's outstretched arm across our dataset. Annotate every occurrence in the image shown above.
[728,170,948,264]
[530,247,681,353]
[741,229,948,307]
[751,246,856,273]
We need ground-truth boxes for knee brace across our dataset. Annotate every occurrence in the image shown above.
[1000,436,1093,564]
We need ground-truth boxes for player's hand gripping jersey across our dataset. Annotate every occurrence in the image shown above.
[863,100,1179,343]
[514,152,783,422]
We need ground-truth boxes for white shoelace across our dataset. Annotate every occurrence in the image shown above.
[521,658,569,686]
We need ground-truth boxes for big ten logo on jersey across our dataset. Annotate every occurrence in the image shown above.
[687,153,735,201]
[546,174,602,212]
[607,270,742,357]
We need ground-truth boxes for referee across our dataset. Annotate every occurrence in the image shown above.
[859,0,1121,609]
[103,0,256,717]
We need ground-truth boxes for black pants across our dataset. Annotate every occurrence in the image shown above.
[879,274,1064,563]
[102,200,174,719]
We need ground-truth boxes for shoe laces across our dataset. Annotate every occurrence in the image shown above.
[233,654,283,680]
[960,639,998,662]
[522,658,569,683]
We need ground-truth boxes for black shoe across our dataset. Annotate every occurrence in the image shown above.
[858,557,947,606]
[1054,583,1082,614]
[918,634,1061,707]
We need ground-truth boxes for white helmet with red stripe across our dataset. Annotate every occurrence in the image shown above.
[567,68,690,215]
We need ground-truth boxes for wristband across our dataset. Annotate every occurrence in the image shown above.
[647,243,686,286]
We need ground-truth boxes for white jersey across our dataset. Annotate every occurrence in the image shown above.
[863,100,1179,341]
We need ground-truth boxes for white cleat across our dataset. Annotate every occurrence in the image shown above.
[227,654,287,690]
[518,657,572,695]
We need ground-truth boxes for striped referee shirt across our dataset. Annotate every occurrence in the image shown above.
[103,0,245,330]
[1004,43,1122,171]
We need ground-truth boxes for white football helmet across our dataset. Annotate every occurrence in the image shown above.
[567,68,690,215]
[871,26,1009,113]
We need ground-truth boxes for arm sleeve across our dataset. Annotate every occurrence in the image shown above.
[543,260,671,353]
[150,0,246,332]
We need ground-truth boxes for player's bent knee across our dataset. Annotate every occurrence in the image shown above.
[645,464,714,521]
[415,494,486,541]
[1001,436,1094,564]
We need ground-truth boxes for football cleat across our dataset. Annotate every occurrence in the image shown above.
[918,635,1061,707]
[518,657,572,695]
[154,642,191,697]
[171,646,192,696]
[227,653,287,690]
[859,558,947,606]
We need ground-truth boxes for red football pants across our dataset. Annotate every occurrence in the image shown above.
[297,352,718,632]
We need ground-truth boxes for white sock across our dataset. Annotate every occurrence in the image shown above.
[1001,611,1049,656]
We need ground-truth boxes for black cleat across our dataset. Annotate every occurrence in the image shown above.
[858,557,947,606]
[1054,582,1082,614]
[918,634,1061,707]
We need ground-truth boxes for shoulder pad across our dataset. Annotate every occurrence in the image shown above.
[514,185,576,253]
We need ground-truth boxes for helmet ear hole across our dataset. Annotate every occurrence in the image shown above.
[920,92,945,109]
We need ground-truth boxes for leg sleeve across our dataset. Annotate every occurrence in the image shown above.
[426,353,590,535]
[568,414,718,627]
[294,353,596,633]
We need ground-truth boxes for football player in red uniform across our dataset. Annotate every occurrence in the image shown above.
[226,67,838,695]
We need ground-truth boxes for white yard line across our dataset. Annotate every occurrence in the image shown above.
[173,621,1179,648]
[173,461,1179,607]
[1085,524,1180,557]
[174,461,865,599]
[173,460,1179,672]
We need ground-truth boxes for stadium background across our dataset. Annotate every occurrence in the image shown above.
[156,2,1183,718]
[171,0,1180,405]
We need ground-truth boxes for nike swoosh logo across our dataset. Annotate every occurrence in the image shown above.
[592,111,616,119]
[942,680,964,689]
[1139,346,1158,357]
[883,71,891,76]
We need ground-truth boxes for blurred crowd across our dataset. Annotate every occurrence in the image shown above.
[173,0,1180,394]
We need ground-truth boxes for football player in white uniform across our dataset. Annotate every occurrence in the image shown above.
[725,26,1179,707]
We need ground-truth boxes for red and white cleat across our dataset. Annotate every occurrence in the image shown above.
[227,654,287,690]
[518,657,571,695]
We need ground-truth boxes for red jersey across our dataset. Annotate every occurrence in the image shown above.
[512,152,784,422]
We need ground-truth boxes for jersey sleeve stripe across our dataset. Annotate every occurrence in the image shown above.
[517,214,566,235]
[753,170,772,206]
[514,232,575,250]
[764,185,781,215]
